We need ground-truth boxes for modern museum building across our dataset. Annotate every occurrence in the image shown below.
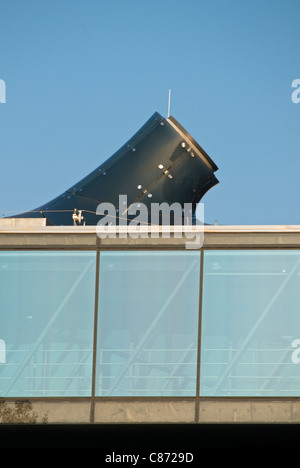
[1,111,300,427]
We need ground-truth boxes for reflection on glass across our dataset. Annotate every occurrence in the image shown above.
[0,251,96,397]
[200,250,300,396]
[96,251,200,396]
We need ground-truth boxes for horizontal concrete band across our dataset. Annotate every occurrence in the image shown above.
[1,225,300,248]
[2,399,300,424]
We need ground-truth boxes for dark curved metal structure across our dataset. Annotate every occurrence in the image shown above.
[15,112,219,225]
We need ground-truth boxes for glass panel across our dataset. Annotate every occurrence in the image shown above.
[200,250,300,396]
[96,251,200,396]
[0,251,96,397]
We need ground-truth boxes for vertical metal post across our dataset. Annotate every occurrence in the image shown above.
[90,244,101,423]
[195,248,204,423]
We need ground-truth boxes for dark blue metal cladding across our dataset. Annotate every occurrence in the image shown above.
[15,112,219,225]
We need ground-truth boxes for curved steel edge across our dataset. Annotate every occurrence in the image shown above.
[167,115,218,172]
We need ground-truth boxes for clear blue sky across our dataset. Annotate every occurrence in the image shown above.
[0,0,299,225]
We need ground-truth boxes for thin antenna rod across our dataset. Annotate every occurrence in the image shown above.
[167,89,171,117]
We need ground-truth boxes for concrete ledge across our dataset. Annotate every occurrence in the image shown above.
[198,400,293,423]
[35,400,92,423]
[94,400,196,423]
[0,400,92,424]
[0,233,98,248]
[2,398,300,424]
[1,225,300,249]
[0,218,48,227]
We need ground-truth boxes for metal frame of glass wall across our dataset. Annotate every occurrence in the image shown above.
[1,226,300,423]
